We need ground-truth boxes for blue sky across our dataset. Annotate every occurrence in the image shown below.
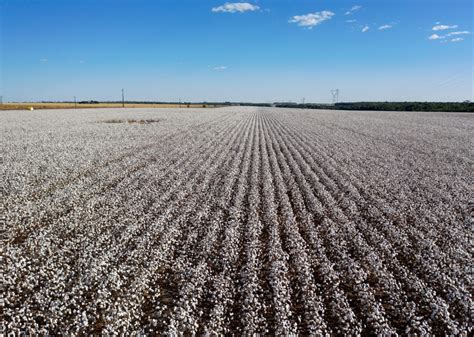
[1,0,472,102]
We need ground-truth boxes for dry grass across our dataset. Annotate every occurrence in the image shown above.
[0,102,217,110]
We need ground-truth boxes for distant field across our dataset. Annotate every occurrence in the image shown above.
[0,102,217,110]
[2,107,472,334]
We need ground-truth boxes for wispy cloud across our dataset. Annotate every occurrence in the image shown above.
[362,25,370,33]
[378,24,392,30]
[40,58,48,63]
[428,29,470,42]
[213,66,228,71]
[446,31,470,36]
[428,34,442,40]
[432,24,458,31]
[212,2,259,13]
[289,11,334,29]
[345,5,361,15]
[346,19,356,23]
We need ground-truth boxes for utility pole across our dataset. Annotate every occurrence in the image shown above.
[74,96,77,108]
[121,89,125,108]
[330,89,339,104]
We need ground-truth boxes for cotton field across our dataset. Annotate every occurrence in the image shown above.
[2,107,472,335]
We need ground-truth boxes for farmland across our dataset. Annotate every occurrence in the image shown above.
[0,102,217,110]
[2,107,472,335]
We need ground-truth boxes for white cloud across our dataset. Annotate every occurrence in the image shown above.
[212,2,259,13]
[429,30,470,42]
[446,31,470,36]
[362,25,369,33]
[378,24,392,30]
[289,11,335,29]
[40,58,48,63]
[213,66,228,70]
[428,34,442,40]
[432,24,458,31]
[346,19,356,23]
[345,5,362,15]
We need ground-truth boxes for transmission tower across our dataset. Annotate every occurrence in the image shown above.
[330,89,339,104]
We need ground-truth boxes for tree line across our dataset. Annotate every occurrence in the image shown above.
[270,101,473,112]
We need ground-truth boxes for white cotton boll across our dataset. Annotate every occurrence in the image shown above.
[81,311,88,326]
